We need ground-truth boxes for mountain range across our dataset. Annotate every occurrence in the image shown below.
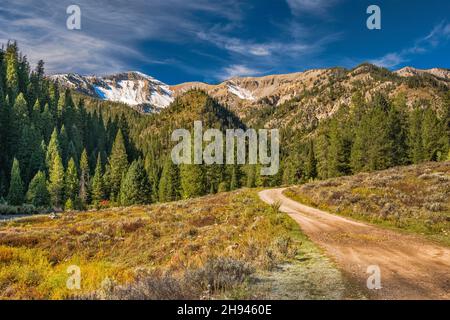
[50,65,450,122]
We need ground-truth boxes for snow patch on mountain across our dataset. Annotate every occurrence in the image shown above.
[227,83,255,101]
[50,71,174,113]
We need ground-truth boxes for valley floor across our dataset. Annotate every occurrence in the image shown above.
[0,190,346,300]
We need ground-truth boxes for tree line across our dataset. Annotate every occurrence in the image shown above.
[1,42,449,213]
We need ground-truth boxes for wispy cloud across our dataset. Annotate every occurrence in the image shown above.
[286,0,339,16]
[371,21,450,68]
[0,0,244,74]
[218,64,263,80]
[195,27,341,83]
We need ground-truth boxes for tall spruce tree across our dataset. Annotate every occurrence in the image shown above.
[305,140,317,180]
[91,154,105,204]
[180,163,205,199]
[48,153,65,208]
[421,108,445,161]
[79,149,90,206]
[120,159,151,206]
[26,171,50,207]
[107,129,128,201]
[158,156,179,202]
[7,158,24,205]
[408,107,424,164]
[65,158,79,202]
[46,128,61,168]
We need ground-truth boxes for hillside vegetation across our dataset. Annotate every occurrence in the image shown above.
[285,161,450,245]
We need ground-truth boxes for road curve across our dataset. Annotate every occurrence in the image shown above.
[259,188,450,300]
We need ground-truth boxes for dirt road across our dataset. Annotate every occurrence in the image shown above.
[259,188,450,300]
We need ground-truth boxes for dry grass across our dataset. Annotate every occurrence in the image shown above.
[285,162,450,246]
[0,190,302,299]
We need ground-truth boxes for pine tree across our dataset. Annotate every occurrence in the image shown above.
[421,108,445,161]
[304,140,317,180]
[158,156,179,202]
[314,132,330,179]
[408,107,424,164]
[387,98,409,166]
[351,102,391,172]
[120,159,151,206]
[13,93,29,124]
[91,154,105,204]
[229,165,240,190]
[180,163,205,199]
[41,104,54,140]
[65,198,74,211]
[48,153,65,208]
[65,157,79,201]
[17,124,41,183]
[108,129,128,200]
[46,127,61,168]
[246,165,256,188]
[26,171,50,207]
[59,125,69,165]
[328,119,351,176]
[7,158,24,205]
[28,139,46,184]
[79,149,90,206]
[5,43,19,99]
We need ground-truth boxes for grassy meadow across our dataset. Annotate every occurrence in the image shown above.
[0,190,346,300]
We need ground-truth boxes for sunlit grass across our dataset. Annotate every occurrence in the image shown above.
[0,190,303,299]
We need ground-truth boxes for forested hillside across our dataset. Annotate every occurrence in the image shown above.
[0,42,449,213]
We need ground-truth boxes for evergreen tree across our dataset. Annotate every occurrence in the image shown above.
[421,108,445,161]
[328,118,351,176]
[314,132,330,179]
[305,140,317,180]
[158,156,179,202]
[108,129,128,200]
[48,153,65,208]
[41,104,54,140]
[79,149,90,206]
[351,102,391,172]
[408,107,424,164]
[180,163,205,199]
[245,165,256,188]
[26,171,50,207]
[59,125,69,165]
[120,159,151,206]
[5,42,19,98]
[7,158,24,205]
[13,93,29,124]
[65,158,79,201]
[229,165,241,190]
[28,139,46,184]
[91,154,105,204]
[387,98,409,166]
[46,127,61,168]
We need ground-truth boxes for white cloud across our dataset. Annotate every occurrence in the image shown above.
[286,0,337,15]
[219,64,262,80]
[371,53,405,68]
[0,0,243,75]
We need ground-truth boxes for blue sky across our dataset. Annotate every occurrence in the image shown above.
[1,0,449,84]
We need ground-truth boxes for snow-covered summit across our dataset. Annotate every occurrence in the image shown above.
[50,71,174,113]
